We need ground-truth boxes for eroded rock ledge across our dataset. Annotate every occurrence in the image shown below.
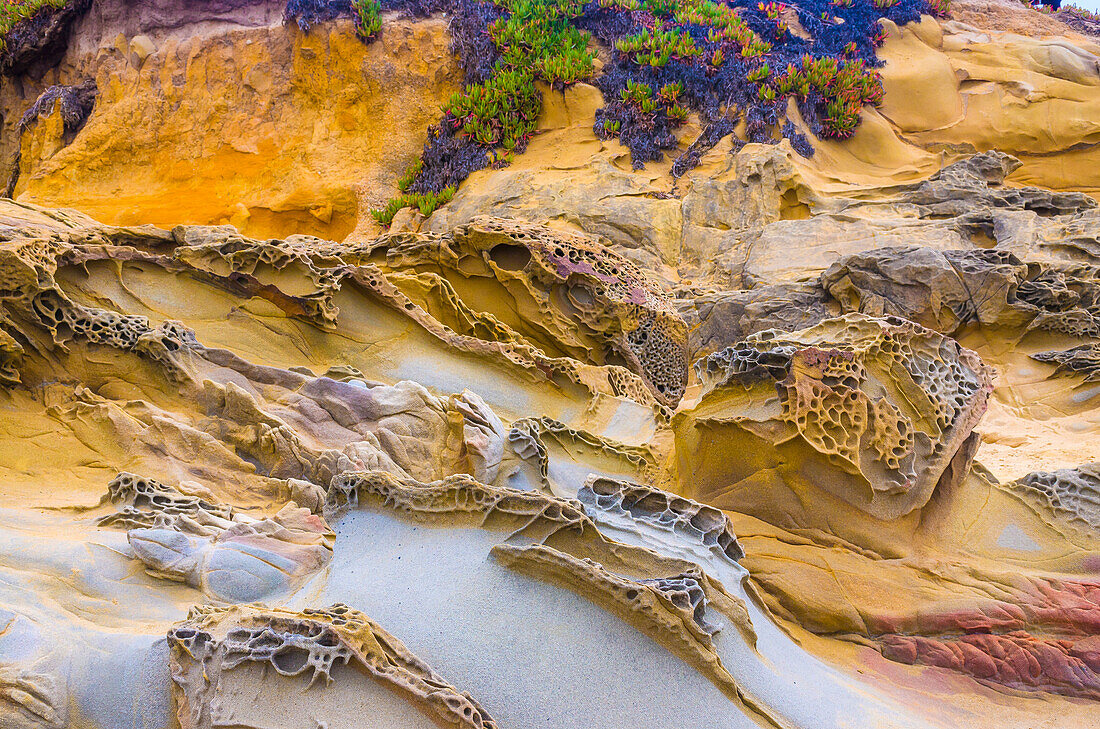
[1,8,1100,711]
[170,603,499,729]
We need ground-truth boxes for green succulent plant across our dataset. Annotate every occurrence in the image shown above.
[616,26,701,68]
[371,186,456,226]
[352,0,382,39]
[371,0,907,221]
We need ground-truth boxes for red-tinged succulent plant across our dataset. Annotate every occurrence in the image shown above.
[330,0,945,221]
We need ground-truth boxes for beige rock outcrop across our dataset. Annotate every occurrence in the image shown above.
[3,5,1098,257]
[678,314,994,520]
[0,190,1096,727]
[878,14,1100,195]
[369,217,690,406]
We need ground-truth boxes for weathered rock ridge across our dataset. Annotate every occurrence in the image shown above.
[3,6,460,240]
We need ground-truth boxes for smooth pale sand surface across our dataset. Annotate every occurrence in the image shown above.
[0,604,173,729]
[584,504,943,729]
[0,508,197,627]
[298,509,760,729]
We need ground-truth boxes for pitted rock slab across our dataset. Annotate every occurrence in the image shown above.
[1031,344,1100,382]
[677,283,832,358]
[823,246,1100,337]
[678,314,994,520]
[1005,463,1100,532]
[901,151,1097,219]
[168,603,497,729]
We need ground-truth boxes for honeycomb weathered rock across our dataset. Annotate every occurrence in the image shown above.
[578,476,744,562]
[168,603,498,729]
[96,473,334,603]
[1031,344,1100,382]
[900,151,1098,219]
[678,314,995,520]
[1005,463,1100,532]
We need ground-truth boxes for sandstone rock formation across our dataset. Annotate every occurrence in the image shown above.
[823,247,1100,336]
[367,216,690,406]
[1006,462,1100,531]
[96,471,335,603]
[2,1,1100,728]
[169,603,498,729]
[680,314,993,520]
[2,2,461,240]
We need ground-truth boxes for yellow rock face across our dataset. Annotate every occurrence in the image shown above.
[678,314,994,521]
[877,14,1100,195]
[3,17,460,241]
